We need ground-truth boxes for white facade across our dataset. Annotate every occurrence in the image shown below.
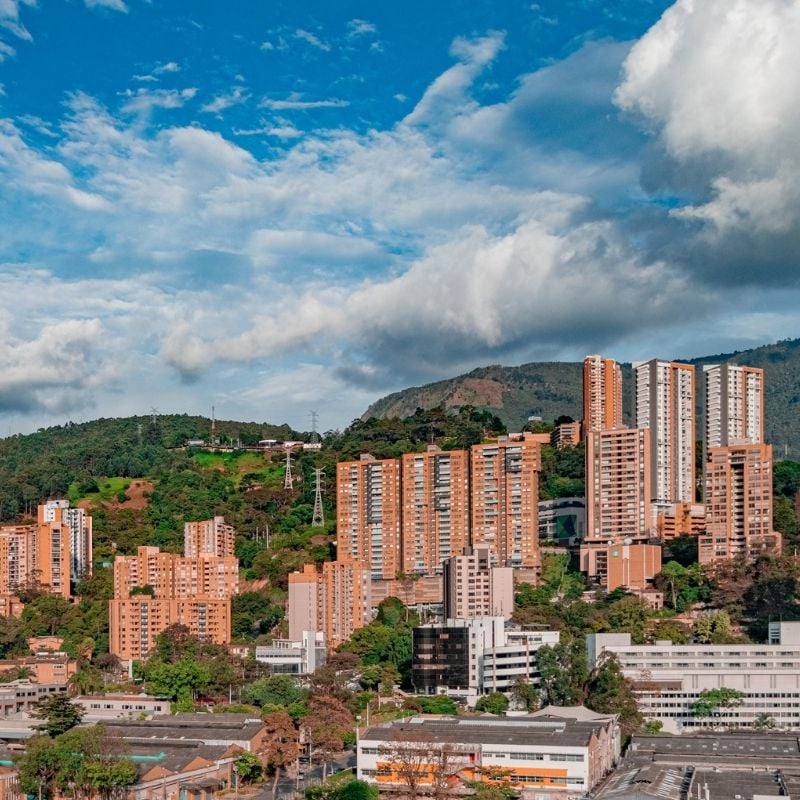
[704,363,764,449]
[633,359,695,505]
[254,631,325,675]
[357,714,620,799]
[587,622,800,733]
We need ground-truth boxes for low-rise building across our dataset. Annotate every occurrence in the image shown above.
[587,621,800,732]
[580,537,661,592]
[538,497,586,546]
[550,422,581,450]
[654,502,705,541]
[75,693,171,720]
[412,616,559,704]
[357,710,620,799]
[0,681,64,716]
[0,651,77,686]
[254,631,326,674]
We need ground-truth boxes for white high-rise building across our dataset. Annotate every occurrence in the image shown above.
[633,359,695,505]
[703,363,764,449]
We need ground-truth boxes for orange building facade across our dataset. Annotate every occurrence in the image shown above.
[580,538,662,592]
[336,456,401,580]
[400,447,470,575]
[183,516,236,558]
[700,443,780,565]
[655,502,706,540]
[109,545,239,662]
[582,355,623,437]
[470,436,541,569]
[286,560,370,648]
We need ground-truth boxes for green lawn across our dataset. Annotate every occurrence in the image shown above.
[67,476,132,505]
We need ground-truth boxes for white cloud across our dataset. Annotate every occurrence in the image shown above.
[294,28,330,52]
[0,0,34,42]
[84,0,128,12]
[232,123,302,139]
[153,61,179,75]
[259,93,349,110]
[120,87,197,115]
[347,19,376,37]
[201,86,248,114]
[616,0,800,237]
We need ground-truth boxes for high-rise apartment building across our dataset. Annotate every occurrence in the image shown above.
[0,526,33,596]
[400,447,469,575]
[184,516,236,558]
[699,443,780,565]
[442,546,513,620]
[336,456,401,580]
[38,500,93,593]
[470,436,541,569]
[550,420,581,450]
[633,360,696,505]
[585,427,652,541]
[109,545,239,662]
[704,364,765,449]
[583,355,623,436]
[286,560,371,648]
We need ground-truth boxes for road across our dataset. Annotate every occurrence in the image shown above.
[250,750,357,800]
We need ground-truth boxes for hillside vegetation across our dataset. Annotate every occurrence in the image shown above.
[363,338,800,457]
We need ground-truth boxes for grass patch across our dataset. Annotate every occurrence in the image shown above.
[68,476,132,505]
[192,450,284,488]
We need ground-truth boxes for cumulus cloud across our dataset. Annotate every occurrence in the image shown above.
[616,0,800,281]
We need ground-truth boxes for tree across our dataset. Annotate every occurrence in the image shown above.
[241,674,308,713]
[15,735,61,800]
[690,687,744,722]
[509,678,539,712]
[144,658,211,708]
[304,694,354,779]
[416,696,457,715]
[693,611,734,644]
[754,712,777,729]
[536,640,588,706]
[475,693,509,715]
[607,596,650,644]
[584,654,641,736]
[260,710,299,793]
[234,750,263,784]
[31,695,85,737]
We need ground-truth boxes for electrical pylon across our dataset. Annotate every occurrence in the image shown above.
[312,468,325,527]
[283,447,294,489]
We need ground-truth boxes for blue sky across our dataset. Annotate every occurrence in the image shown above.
[1,0,798,434]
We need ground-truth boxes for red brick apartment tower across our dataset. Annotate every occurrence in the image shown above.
[469,436,541,569]
[336,455,401,580]
[582,355,623,438]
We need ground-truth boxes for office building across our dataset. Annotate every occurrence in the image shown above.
[336,455,401,580]
[254,631,326,675]
[412,616,559,702]
[704,363,765,449]
[358,711,620,797]
[583,355,623,436]
[699,443,780,564]
[286,559,371,649]
[442,546,514,620]
[585,428,652,541]
[470,435,541,569]
[538,497,586,546]
[633,360,695,505]
[400,447,470,575]
[109,545,239,662]
[184,516,236,558]
[586,621,800,732]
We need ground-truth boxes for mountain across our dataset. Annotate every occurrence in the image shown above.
[363,337,800,457]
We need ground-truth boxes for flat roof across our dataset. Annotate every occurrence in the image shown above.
[363,715,610,749]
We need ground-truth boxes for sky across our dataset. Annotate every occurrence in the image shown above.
[1,0,799,435]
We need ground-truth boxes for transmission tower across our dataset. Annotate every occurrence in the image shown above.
[283,447,294,490]
[310,411,320,445]
[312,468,325,527]
[211,405,217,445]
[150,407,158,424]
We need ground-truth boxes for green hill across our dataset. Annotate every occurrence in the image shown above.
[363,337,800,457]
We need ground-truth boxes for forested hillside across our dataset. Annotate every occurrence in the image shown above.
[363,337,800,457]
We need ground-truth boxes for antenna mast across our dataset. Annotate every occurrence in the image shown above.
[283,447,294,490]
[312,468,325,527]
